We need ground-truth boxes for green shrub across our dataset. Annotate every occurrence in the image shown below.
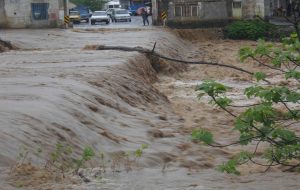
[224,20,278,40]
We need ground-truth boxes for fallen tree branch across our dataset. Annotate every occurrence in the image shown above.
[96,45,254,76]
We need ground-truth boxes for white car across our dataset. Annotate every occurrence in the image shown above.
[91,11,110,25]
[111,9,131,22]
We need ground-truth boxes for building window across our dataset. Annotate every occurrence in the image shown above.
[233,1,242,9]
[191,5,198,16]
[31,3,49,20]
[175,6,182,17]
[175,4,199,17]
[183,6,191,16]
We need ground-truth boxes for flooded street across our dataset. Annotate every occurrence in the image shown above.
[0,20,300,189]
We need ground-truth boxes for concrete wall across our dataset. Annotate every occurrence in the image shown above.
[241,0,271,19]
[242,0,256,18]
[0,0,7,27]
[1,0,65,28]
[200,1,228,19]
[167,0,229,20]
[255,0,265,17]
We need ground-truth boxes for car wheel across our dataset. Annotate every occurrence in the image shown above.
[114,19,117,22]
[129,19,131,22]
[106,21,109,24]
[91,21,95,25]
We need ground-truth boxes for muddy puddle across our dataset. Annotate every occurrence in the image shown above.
[0,28,300,189]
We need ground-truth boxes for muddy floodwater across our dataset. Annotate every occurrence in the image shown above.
[0,26,300,190]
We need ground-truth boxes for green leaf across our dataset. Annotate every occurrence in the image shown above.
[273,128,297,142]
[239,47,254,61]
[83,147,95,161]
[196,81,229,97]
[254,40,270,56]
[135,149,143,157]
[291,32,298,39]
[244,86,264,98]
[236,151,253,162]
[286,91,300,103]
[272,53,288,67]
[234,118,251,132]
[191,129,214,144]
[254,72,266,82]
[239,133,254,145]
[285,70,300,80]
[217,159,240,175]
[242,104,275,125]
[215,97,232,107]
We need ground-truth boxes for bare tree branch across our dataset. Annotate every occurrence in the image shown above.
[95,45,255,76]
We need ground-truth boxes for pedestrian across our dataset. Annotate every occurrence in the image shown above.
[141,8,149,26]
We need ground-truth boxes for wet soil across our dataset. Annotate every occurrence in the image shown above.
[0,39,17,52]
[0,28,299,189]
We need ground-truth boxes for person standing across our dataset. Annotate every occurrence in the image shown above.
[141,8,149,26]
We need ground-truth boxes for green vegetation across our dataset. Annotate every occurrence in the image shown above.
[11,143,148,179]
[45,143,95,177]
[224,19,278,40]
[70,0,108,11]
[194,35,300,174]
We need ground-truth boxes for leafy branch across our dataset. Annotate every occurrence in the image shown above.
[194,35,300,174]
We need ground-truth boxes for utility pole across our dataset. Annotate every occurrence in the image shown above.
[63,0,68,28]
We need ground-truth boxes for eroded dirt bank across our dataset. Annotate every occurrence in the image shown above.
[0,28,300,189]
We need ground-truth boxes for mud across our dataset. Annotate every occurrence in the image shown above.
[0,39,17,52]
[0,27,300,189]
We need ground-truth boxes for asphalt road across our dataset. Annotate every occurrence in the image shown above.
[73,16,153,29]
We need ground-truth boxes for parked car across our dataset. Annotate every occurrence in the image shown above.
[111,9,131,22]
[80,10,92,22]
[91,11,110,25]
[69,10,81,24]
[69,7,91,23]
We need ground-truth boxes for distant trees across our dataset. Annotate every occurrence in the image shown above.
[70,0,108,11]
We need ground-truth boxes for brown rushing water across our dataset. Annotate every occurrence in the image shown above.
[0,27,299,189]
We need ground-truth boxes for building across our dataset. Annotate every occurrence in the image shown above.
[152,0,232,26]
[236,0,300,19]
[0,0,68,28]
[151,0,276,26]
